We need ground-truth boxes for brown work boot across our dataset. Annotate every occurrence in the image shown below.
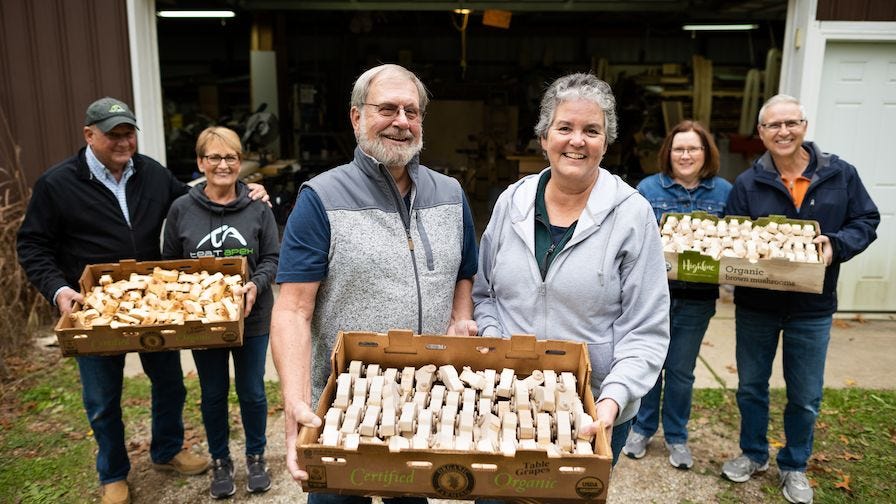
[152,449,210,475]
[101,480,130,504]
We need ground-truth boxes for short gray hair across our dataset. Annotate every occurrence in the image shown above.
[350,64,429,112]
[534,73,618,144]
[758,94,807,124]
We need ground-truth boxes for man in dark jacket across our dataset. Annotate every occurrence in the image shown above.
[16,97,270,504]
[720,94,879,504]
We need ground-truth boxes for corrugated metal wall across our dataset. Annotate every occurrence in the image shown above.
[0,0,133,188]
[817,0,896,21]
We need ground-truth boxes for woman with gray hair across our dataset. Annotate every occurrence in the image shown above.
[473,73,671,464]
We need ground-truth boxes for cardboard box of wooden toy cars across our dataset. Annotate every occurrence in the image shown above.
[297,330,613,503]
[54,257,246,356]
[661,212,825,294]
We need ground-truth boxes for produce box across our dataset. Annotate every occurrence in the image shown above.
[661,212,825,294]
[54,257,246,356]
[298,330,612,503]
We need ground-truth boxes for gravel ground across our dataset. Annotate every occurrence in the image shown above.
[126,412,778,504]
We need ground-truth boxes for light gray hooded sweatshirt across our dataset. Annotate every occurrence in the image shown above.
[473,167,670,425]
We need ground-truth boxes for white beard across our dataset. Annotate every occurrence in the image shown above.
[357,112,423,168]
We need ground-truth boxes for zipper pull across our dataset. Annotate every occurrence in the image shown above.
[407,231,414,250]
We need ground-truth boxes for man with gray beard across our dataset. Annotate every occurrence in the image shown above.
[271,64,478,503]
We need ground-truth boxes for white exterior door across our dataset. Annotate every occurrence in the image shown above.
[815,41,896,311]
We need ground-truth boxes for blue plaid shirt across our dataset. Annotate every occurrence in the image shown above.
[85,146,135,226]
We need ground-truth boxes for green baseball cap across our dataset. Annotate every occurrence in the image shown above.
[85,97,139,132]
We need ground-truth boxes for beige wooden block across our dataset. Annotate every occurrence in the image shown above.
[200,271,224,288]
[334,373,352,409]
[343,432,361,451]
[153,267,179,283]
[522,370,544,389]
[99,274,114,286]
[415,364,437,393]
[223,274,242,286]
[320,428,341,447]
[518,408,535,440]
[365,363,381,378]
[178,273,200,284]
[478,397,493,416]
[379,406,397,437]
[383,367,398,385]
[461,388,476,415]
[514,379,531,410]
[388,435,410,453]
[221,297,239,320]
[459,366,485,390]
[358,405,381,437]
[445,390,460,410]
[398,402,417,434]
[439,364,464,392]
[348,360,363,378]
[352,377,368,406]
[536,412,552,448]
[575,412,595,441]
[340,404,362,434]
[428,384,446,412]
[399,366,415,394]
[496,368,515,398]
[575,439,594,455]
[367,375,384,407]
[481,369,497,399]
[556,411,573,452]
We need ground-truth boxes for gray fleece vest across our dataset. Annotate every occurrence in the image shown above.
[305,147,464,403]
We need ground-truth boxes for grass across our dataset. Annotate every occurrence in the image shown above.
[690,388,896,503]
[0,354,893,503]
[0,354,283,504]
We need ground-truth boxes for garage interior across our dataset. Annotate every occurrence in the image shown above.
[155,0,787,223]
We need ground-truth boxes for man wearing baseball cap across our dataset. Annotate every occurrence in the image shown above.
[17,97,268,504]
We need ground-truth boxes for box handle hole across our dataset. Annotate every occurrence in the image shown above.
[471,463,498,472]
[406,461,432,469]
[559,466,586,474]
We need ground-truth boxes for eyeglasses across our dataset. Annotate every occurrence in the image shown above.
[203,155,240,166]
[362,102,422,121]
[671,147,704,156]
[759,119,806,131]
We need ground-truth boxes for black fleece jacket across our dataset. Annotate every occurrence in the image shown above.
[17,148,187,303]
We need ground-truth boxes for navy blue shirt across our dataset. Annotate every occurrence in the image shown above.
[277,187,478,283]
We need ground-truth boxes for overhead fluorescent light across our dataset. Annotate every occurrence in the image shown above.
[682,24,759,31]
[157,10,236,18]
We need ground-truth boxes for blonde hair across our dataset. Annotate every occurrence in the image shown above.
[195,126,243,158]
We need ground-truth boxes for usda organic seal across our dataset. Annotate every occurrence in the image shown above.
[575,476,605,499]
[432,464,474,499]
[139,332,165,350]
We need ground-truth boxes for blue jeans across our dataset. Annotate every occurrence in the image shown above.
[633,298,715,444]
[77,351,186,484]
[734,306,832,472]
[192,334,269,460]
[476,420,631,504]
[308,496,426,504]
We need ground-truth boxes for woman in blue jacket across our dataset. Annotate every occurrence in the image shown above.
[626,120,731,469]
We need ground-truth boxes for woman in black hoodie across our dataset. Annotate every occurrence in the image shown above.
[163,126,279,499]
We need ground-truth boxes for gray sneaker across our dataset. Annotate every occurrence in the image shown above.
[781,470,813,503]
[721,454,769,483]
[622,431,651,459]
[666,442,693,469]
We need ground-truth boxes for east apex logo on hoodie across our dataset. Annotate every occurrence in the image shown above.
[192,224,253,258]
